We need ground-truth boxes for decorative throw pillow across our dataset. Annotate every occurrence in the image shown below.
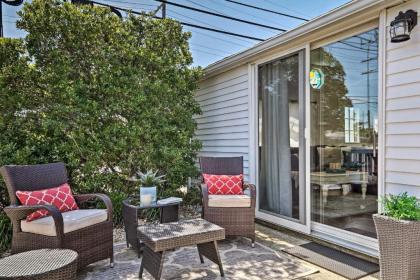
[16,183,79,222]
[203,174,244,195]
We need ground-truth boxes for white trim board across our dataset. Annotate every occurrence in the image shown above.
[311,222,379,257]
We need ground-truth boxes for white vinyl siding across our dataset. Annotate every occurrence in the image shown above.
[384,0,420,197]
[195,65,250,179]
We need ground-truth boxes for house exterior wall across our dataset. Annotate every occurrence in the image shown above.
[194,0,420,257]
[195,0,420,196]
[194,65,250,180]
[384,0,420,197]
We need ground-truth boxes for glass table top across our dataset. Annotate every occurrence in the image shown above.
[124,197,181,209]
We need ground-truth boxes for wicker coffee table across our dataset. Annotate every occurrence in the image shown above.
[137,218,225,279]
[0,249,78,280]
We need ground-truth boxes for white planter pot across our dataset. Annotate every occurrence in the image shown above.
[140,186,157,206]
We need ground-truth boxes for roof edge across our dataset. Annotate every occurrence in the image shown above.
[202,0,402,79]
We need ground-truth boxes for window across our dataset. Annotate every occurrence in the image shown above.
[344,107,360,143]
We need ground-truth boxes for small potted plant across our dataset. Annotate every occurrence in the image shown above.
[136,170,165,206]
[373,192,420,280]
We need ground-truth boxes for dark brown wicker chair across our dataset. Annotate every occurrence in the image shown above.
[0,162,114,269]
[199,156,256,247]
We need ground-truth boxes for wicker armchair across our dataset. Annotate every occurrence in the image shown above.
[199,156,256,247]
[0,162,114,269]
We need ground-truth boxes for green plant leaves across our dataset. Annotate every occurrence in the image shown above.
[136,169,166,187]
[0,212,12,253]
[0,0,203,252]
[381,192,420,221]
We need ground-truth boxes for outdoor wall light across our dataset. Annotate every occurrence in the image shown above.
[390,9,418,43]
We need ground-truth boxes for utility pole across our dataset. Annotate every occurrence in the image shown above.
[0,0,24,38]
[0,1,3,38]
[152,2,166,19]
[161,2,166,19]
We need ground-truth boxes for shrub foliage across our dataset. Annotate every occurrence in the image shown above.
[382,192,420,221]
[0,0,202,252]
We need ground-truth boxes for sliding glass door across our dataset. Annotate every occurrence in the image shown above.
[258,51,306,225]
[310,29,379,238]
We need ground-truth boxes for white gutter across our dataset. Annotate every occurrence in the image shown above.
[202,0,403,78]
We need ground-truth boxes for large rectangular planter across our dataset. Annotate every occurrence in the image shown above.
[373,214,420,280]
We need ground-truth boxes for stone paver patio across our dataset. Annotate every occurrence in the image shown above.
[78,237,317,279]
[255,224,379,280]
[78,222,379,279]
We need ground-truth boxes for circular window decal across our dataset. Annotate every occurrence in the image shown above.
[310,68,324,90]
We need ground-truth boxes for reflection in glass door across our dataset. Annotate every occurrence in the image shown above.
[310,29,379,238]
[258,51,305,223]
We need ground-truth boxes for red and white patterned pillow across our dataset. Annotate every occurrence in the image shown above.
[16,183,79,222]
[203,174,243,195]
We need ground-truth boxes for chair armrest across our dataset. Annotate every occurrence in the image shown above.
[4,205,64,242]
[244,183,256,208]
[74,193,113,221]
[200,183,209,210]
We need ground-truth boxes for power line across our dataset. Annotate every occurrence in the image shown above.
[338,41,378,52]
[225,0,309,21]
[154,0,286,32]
[190,48,221,57]
[94,2,155,13]
[185,0,227,16]
[264,0,311,19]
[169,10,255,44]
[100,0,156,7]
[170,11,251,48]
[3,15,19,19]
[217,0,289,30]
[184,28,251,48]
[190,42,232,55]
[89,0,265,41]
[187,0,285,30]
[177,21,264,41]
[101,0,259,43]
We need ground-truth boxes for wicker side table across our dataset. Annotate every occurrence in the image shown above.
[123,198,181,255]
[0,249,78,280]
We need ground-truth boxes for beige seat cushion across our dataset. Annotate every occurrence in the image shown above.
[208,194,251,208]
[21,209,108,237]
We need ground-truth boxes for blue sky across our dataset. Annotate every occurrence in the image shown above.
[2,0,349,67]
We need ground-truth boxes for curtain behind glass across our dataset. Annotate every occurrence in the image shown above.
[259,59,293,217]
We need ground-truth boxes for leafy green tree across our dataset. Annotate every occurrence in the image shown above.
[310,48,353,146]
[0,0,202,251]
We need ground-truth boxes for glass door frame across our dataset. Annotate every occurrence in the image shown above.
[308,22,383,256]
[249,44,312,234]
[249,20,384,256]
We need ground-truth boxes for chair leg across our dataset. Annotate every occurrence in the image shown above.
[139,263,144,279]
[250,237,255,248]
[110,255,114,268]
[198,252,204,264]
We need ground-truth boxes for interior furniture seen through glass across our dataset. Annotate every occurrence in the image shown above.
[310,28,379,238]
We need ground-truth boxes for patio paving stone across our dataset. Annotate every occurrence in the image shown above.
[255,224,379,280]
[77,223,380,279]
[79,234,317,279]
